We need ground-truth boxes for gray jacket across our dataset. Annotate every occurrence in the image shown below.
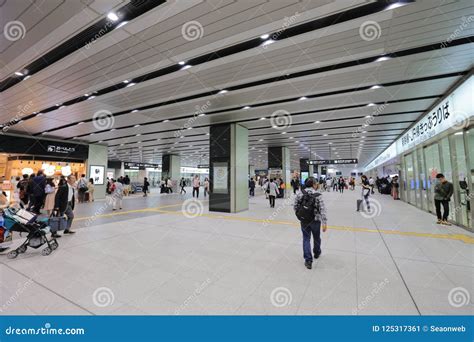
[434,181,453,201]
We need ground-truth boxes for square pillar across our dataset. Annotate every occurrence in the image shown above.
[268,146,291,198]
[162,154,181,190]
[209,123,248,213]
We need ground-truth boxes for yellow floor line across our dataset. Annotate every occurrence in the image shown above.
[74,202,185,221]
[153,209,474,244]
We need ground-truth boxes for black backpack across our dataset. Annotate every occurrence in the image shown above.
[295,190,320,225]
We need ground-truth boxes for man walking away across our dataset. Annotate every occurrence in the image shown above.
[249,178,256,197]
[180,177,187,194]
[77,174,88,203]
[434,173,454,225]
[31,170,47,214]
[294,177,327,269]
[123,175,131,196]
[143,177,150,197]
[267,178,279,208]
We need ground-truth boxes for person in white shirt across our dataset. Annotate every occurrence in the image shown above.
[111,179,123,210]
[267,178,279,208]
[369,177,375,194]
[192,176,200,198]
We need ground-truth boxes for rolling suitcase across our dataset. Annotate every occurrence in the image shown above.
[356,199,364,212]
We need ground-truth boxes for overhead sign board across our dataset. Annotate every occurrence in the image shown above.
[308,159,358,165]
[365,75,473,171]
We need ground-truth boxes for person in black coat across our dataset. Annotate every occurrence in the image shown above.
[53,176,76,237]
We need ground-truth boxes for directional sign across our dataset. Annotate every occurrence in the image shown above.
[307,159,358,165]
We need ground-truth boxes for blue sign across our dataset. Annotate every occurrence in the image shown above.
[0,316,471,342]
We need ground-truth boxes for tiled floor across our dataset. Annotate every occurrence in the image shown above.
[1,187,473,315]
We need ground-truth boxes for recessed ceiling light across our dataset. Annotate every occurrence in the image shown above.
[87,96,96,100]
[281,132,287,134]
[375,56,391,62]
[163,119,169,122]
[206,133,210,136]
[123,80,129,84]
[187,127,193,130]
[198,113,205,117]
[314,120,320,124]
[72,137,78,139]
[367,103,376,107]
[258,139,264,142]
[131,109,139,113]
[260,33,270,39]
[107,12,119,21]
[365,115,373,118]
[23,75,30,80]
[181,65,192,70]
[455,131,464,135]
[323,134,328,136]
[262,39,275,47]
[289,137,294,139]
[371,85,382,89]
[14,71,24,76]
[259,117,266,120]
[218,89,228,94]
[115,21,128,29]
[136,134,141,137]
[243,106,251,110]
[77,122,84,125]
[385,2,409,10]
[298,96,307,100]
[126,82,136,87]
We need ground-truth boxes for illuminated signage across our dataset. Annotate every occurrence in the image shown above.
[308,159,358,165]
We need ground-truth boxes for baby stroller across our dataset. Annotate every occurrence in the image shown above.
[2,207,58,259]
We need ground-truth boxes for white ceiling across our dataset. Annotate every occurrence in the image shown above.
[1,0,473,170]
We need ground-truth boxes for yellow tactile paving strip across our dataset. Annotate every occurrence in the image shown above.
[74,204,474,244]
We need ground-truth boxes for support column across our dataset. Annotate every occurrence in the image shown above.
[209,123,248,213]
[162,154,181,192]
[249,165,255,179]
[268,146,291,198]
[87,144,108,200]
[309,164,314,177]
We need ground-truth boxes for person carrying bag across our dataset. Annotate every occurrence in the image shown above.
[49,209,67,238]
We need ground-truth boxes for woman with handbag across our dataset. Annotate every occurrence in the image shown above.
[43,178,56,215]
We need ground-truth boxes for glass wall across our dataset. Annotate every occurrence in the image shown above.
[399,127,473,231]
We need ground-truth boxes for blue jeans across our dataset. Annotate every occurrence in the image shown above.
[301,220,321,262]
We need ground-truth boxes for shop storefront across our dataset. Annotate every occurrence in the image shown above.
[365,74,473,230]
[0,134,108,200]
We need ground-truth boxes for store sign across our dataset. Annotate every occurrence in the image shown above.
[47,145,76,154]
[365,76,473,171]
[308,159,358,165]
[197,164,209,169]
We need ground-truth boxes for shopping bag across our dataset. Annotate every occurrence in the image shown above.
[49,213,67,232]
